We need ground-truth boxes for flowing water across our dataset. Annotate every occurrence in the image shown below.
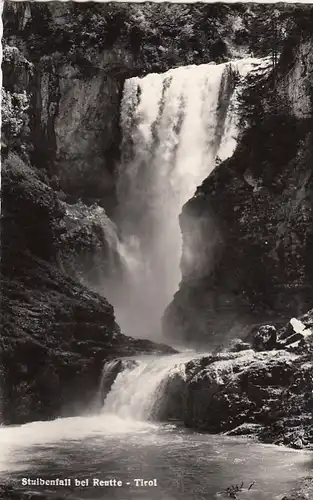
[2,58,310,500]
[0,354,312,500]
[108,57,271,339]
[102,353,193,420]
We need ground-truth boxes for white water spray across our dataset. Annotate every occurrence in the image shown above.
[102,353,200,421]
[110,58,271,339]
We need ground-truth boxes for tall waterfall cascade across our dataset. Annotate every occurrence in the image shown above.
[112,57,271,339]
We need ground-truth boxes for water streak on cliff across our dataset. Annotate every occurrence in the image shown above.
[113,58,271,339]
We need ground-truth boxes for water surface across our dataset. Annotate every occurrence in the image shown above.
[0,414,311,500]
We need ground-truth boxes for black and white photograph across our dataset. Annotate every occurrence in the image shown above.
[1,1,313,499]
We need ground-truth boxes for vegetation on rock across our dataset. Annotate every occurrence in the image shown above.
[163,23,313,345]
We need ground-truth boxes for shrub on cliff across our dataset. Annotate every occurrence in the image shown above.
[4,2,306,75]
[2,44,33,157]
[2,89,29,137]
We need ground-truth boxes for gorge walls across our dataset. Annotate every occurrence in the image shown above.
[3,2,292,211]
[3,2,283,341]
[114,58,270,339]
[163,32,313,346]
[2,1,313,424]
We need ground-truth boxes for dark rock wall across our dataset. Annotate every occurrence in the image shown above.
[1,3,181,424]
[0,152,174,425]
[163,32,313,346]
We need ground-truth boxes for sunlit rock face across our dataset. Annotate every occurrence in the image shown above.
[277,38,313,119]
[58,201,125,290]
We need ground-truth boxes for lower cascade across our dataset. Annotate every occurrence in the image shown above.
[101,354,199,421]
[109,57,271,339]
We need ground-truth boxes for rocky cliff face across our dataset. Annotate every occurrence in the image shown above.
[277,37,313,119]
[3,2,132,213]
[3,2,296,211]
[163,31,313,346]
[0,152,174,425]
[1,3,183,425]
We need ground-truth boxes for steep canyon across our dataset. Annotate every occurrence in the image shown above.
[164,31,313,347]
[1,2,313,469]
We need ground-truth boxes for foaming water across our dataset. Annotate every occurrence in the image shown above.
[0,414,311,499]
[0,353,311,499]
[110,57,271,339]
[0,415,156,448]
[102,353,200,420]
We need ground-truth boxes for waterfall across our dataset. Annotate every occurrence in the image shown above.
[111,57,271,340]
[102,353,198,421]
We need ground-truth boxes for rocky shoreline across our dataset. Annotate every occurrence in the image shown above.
[181,314,313,451]
[101,311,313,452]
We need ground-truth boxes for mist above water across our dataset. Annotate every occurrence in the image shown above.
[105,58,271,339]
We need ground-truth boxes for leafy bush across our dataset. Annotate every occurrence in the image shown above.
[2,88,30,138]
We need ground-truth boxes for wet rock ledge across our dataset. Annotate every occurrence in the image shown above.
[158,311,313,451]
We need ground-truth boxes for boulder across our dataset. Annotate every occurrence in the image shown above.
[250,325,278,351]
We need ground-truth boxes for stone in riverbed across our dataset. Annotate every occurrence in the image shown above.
[223,422,263,437]
[250,325,277,351]
[99,358,139,404]
[227,338,255,352]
